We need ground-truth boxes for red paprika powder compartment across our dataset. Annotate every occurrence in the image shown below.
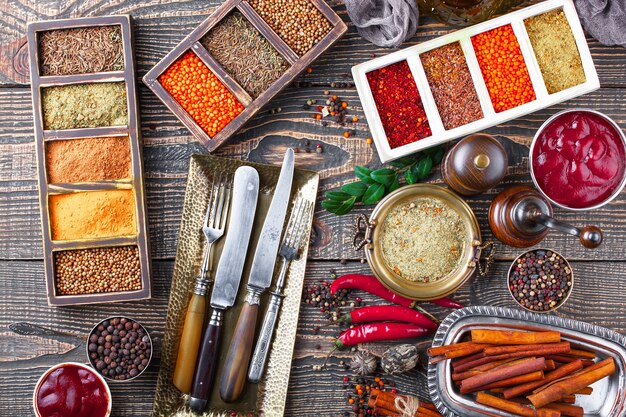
[352,0,600,163]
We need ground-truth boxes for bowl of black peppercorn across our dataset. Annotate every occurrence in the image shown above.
[507,248,574,313]
[87,316,153,382]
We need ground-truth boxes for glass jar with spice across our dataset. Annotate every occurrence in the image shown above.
[417,0,520,26]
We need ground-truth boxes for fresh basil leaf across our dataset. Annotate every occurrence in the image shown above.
[388,157,415,169]
[341,181,368,198]
[362,183,385,205]
[322,196,355,215]
[413,156,433,179]
[405,168,418,185]
[432,147,445,164]
[354,166,374,184]
[388,177,401,192]
[325,191,352,201]
[370,168,396,186]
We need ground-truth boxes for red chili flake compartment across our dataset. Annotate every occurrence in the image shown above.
[366,60,431,149]
[420,42,483,130]
[158,51,245,138]
[471,24,536,113]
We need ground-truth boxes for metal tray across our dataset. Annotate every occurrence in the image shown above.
[428,306,626,417]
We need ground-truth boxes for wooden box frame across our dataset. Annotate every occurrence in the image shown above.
[27,15,152,306]
[142,0,347,152]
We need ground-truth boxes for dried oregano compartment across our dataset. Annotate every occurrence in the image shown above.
[27,15,151,306]
[143,0,346,152]
[352,0,599,163]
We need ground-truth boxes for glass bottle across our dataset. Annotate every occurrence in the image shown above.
[417,0,519,26]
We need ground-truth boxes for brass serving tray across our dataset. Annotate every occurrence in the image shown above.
[152,155,319,417]
[428,306,626,417]
[357,184,487,301]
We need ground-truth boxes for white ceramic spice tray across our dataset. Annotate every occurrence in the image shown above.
[352,0,600,163]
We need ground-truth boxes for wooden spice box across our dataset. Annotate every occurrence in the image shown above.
[143,0,347,152]
[352,0,600,163]
[27,15,151,306]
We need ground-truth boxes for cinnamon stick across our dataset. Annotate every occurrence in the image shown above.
[445,344,491,359]
[545,403,583,417]
[503,360,584,399]
[471,329,561,345]
[545,355,594,367]
[454,345,566,373]
[574,387,592,395]
[527,357,615,408]
[467,371,544,393]
[484,342,570,356]
[545,360,556,371]
[452,351,486,368]
[452,370,482,382]
[564,349,596,360]
[460,357,546,393]
[476,392,561,417]
[428,341,479,357]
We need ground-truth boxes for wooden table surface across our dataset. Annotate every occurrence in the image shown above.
[1,0,626,416]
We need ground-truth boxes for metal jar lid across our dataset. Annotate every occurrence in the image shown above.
[442,134,508,196]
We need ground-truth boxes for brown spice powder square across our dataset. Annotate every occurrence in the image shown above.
[49,189,137,241]
[46,136,131,184]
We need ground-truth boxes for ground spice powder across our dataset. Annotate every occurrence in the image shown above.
[420,42,483,130]
[159,51,244,137]
[472,25,536,113]
[46,136,131,184]
[38,25,124,76]
[248,0,332,56]
[525,9,586,94]
[54,246,142,295]
[366,60,431,149]
[42,82,128,130]
[200,11,289,98]
[49,190,136,241]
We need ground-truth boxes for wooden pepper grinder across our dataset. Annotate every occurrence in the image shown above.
[442,133,508,196]
[489,185,603,248]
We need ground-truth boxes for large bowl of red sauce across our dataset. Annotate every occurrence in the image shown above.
[33,362,111,417]
[530,109,626,210]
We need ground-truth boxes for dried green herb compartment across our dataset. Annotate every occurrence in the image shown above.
[27,15,151,306]
[143,0,346,153]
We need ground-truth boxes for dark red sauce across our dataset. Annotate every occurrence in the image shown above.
[532,111,626,208]
[36,364,109,417]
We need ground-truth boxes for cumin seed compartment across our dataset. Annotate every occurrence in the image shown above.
[352,0,599,163]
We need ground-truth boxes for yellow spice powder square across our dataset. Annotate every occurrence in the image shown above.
[49,189,136,241]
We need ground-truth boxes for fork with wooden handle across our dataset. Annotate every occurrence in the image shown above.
[172,174,231,394]
[247,198,313,383]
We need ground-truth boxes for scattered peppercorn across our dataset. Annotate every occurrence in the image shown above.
[54,246,141,295]
[509,250,572,311]
[306,67,313,73]
[366,60,431,149]
[303,272,365,324]
[472,25,536,113]
[88,317,152,381]
[366,138,373,145]
[343,131,350,138]
[352,116,359,123]
[248,0,332,56]
[159,51,244,137]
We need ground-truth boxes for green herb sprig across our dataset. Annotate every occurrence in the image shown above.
[322,146,445,215]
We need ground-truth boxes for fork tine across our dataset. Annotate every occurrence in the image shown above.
[204,174,218,227]
[293,201,312,249]
[286,198,306,247]
[208,173,223,228]
[213,175,227,229]
[217,175,231,230]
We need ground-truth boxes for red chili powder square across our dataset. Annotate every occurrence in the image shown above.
[472,24,536,113]
[366,60,431,149]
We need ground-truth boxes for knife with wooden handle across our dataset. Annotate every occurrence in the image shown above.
[219,149,295,403]
[188,166,259,413]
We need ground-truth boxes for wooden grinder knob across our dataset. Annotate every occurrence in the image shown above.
[579,226,603,249]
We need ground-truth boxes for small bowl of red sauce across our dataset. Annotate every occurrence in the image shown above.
[33,362,111,417]
[530,109,626,210]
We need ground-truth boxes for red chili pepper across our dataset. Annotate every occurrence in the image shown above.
[430,297,464,309]
[330,274,414,307]
[342,305,438,331]
[335,323,431,349]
